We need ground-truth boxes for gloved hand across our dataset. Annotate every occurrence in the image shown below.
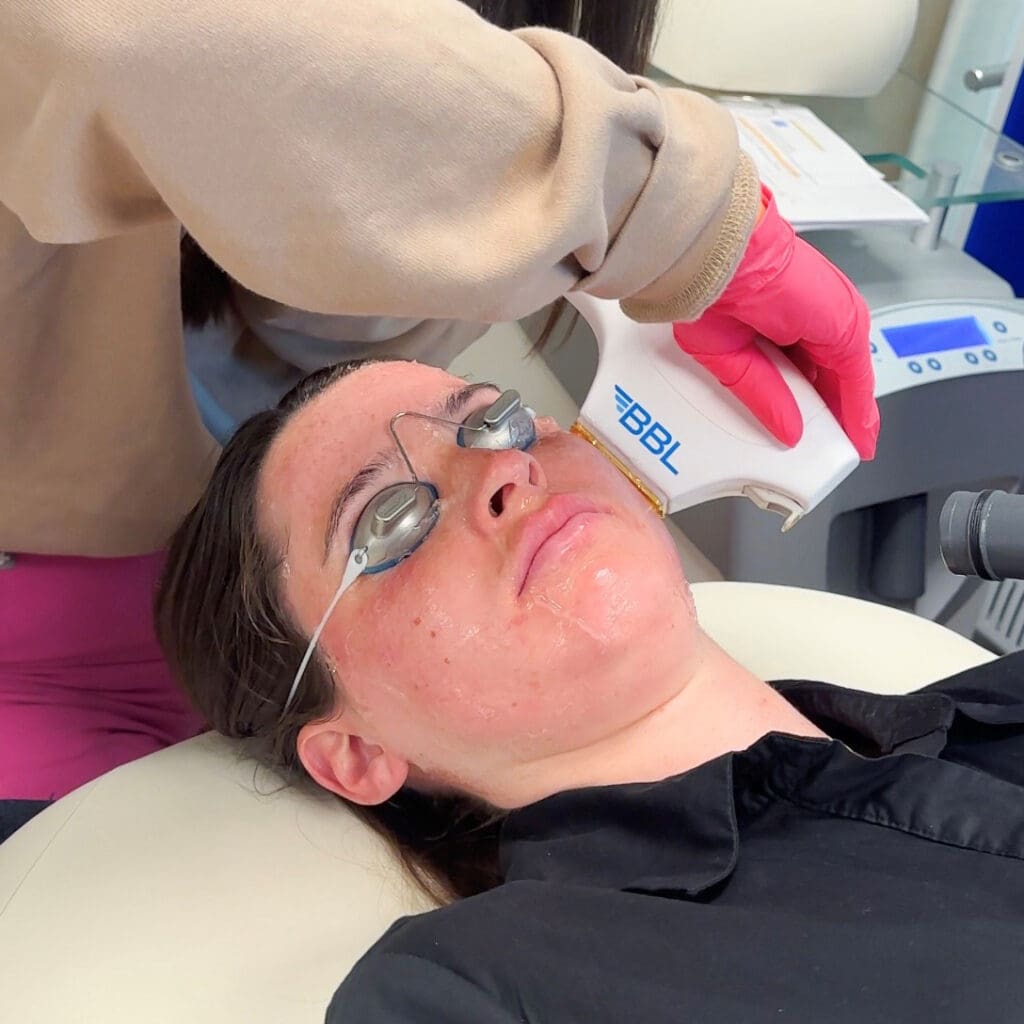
[673,186,880,459]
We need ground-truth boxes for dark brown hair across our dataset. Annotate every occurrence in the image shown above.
[180,0,663,337]
[155,360,505,904]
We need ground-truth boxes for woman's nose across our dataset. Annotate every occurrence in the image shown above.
[393,413,550,529]
[460,447,548,534]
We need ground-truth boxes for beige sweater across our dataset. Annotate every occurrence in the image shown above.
[0,0,759,557]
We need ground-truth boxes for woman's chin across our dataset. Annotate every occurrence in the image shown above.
[523,546,689,652]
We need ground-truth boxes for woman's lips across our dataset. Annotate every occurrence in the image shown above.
[514,494,605,595]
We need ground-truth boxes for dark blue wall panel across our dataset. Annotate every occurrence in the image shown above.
[964,68,1024,296]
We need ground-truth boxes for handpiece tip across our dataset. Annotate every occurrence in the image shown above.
[570,421,666,518]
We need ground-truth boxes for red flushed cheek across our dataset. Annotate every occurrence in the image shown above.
[333,572,508,727]
[349,628,549,745]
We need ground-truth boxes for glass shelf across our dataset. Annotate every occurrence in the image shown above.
[649,66,1024,211]
[786,68,1024,209]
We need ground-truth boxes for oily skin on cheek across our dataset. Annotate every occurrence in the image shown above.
[336,557,539,764]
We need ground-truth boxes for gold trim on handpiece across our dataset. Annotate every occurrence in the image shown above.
[570,421,666,518]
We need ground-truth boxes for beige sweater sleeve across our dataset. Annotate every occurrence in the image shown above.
[0,0,760,557]
[1,0,758,325]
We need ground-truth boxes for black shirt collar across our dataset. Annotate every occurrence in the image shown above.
[768,679,956,757]
[500,679,960,895]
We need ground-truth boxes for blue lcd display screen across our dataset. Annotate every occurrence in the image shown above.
[881,317,989,357]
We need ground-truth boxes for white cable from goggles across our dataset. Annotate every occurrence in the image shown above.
[282,547,367,715]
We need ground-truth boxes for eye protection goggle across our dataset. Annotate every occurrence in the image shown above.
[282,389,537,713]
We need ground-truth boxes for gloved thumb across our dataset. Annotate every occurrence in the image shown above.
[673,314,804,448]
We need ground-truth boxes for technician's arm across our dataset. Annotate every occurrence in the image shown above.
[0,0,759,324]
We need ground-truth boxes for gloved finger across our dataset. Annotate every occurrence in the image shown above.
[812,365,843,422]
[834,367,880,460]
[786,346,819,385]
[675,318,803,447]
[788,266,878,458]
[786,348,878,459]
[719,242,879,457]
[786,345,878,460]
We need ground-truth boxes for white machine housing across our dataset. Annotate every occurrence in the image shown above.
[569,293,860,529]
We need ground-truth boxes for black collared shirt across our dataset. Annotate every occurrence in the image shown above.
[328,653,1024,1023]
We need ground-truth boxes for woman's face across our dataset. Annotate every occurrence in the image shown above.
[258,361,700,802]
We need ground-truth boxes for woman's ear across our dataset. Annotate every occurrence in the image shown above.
[297,721,409,805]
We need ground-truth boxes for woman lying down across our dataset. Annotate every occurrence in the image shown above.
[157,358,1024,1024]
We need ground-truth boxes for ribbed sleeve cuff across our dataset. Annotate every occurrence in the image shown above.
[621,151,761,324]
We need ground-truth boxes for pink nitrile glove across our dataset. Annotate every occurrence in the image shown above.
[672,186,880,460]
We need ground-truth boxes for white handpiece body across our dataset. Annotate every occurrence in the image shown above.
[569,294,860,529]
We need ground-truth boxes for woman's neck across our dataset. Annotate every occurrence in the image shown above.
[496,631,827,808]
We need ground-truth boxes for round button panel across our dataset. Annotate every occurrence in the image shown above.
[868,300,1024,399]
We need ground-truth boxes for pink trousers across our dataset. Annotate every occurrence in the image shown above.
[0,552,205,800]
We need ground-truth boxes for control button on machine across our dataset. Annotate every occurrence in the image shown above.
[870,341,878,354]
[965,352,979,365]
[927,358,942,371]
[908,360,923,374]
[993,321,1008,334]
[983,348,998,362]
